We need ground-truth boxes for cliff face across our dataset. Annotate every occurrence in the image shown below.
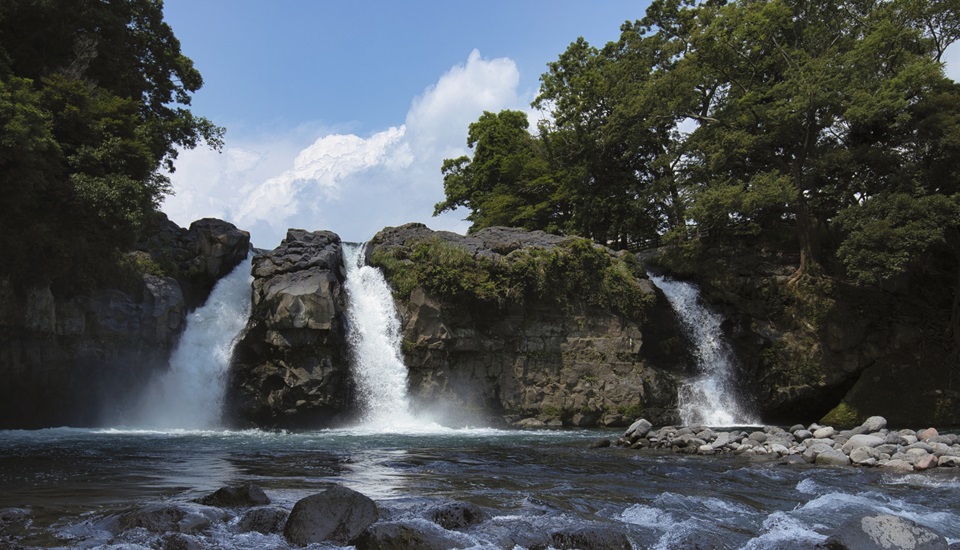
[651,244,960,428]
[367,224,685,427]
[0,215,250,429]
[225,229,355,429]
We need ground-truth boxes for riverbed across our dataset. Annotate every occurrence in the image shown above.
[1,426,959,548]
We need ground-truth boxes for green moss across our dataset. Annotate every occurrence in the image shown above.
[370,236,654,319]
[540,405,563,418]
[820,401,861,428]
[619,403,644,420]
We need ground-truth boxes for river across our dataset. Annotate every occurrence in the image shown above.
[1,426,959,548]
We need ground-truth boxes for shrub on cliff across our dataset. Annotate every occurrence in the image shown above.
[371,235,653,319]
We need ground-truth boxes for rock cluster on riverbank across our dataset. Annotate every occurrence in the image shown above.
[609,416,960,471]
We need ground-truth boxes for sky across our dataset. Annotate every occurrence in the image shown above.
[160,2,960,249]
[159,1,646,248]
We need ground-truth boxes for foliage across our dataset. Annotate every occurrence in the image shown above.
[837,193,960,285]
[434,0,960,348]
[370,237,654,319]
[434,110,558,232]
[0,0,222,294]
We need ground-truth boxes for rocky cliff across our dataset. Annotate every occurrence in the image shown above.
[222,224,689,428]
[650,243,960,428]
[366,224,686,427]
[225,229,355,429]
[0,214,250,429]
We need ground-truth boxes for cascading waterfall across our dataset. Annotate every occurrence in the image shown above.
[342,243,419,428]
[134,254,253,429]
[648,273,758,426]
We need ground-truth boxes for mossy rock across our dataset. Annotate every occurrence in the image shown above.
[820,402,861,428]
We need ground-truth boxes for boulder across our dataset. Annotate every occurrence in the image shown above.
[881,459,915,471]
[841,435,885,455]
[355,521,461,550]
[860,416,887,432]
[624,418,653,440]
[160,533,202,550]
[938,455,960,467]
[823,513,947,550]
[813,426,836,439]
[116,504,225,535]
[428,501,486,530]
[914,454,939,471]
[849,446,880,465]
[539,526,633,550]
[802,442,835,463]
[236,506,289,535]
[283,485,378,546]
[194,483,269,508]
[815,448,851,467]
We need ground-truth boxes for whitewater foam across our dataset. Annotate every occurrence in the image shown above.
[648,273,758,426]
[133,254,253,429]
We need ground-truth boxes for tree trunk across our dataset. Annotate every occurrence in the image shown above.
[788,193,821,285]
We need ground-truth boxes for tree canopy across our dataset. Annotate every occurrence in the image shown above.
[0,0,222,293]
[435,0,960,345]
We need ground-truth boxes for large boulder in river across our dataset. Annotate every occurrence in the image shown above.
[225,229,354,428]
[283,485,379,546]
[366,223,685,427]
[194,483,270,508]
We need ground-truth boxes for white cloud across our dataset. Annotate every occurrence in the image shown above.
[163,49,528,248]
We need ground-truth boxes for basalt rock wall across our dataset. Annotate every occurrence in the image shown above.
[649,244,960,428]
[0,215,250,429]
[366,224,687,427]
[225,229,355,429]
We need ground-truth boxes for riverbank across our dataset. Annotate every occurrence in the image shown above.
[598,415,960,472]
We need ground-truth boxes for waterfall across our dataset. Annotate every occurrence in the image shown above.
[342,243,418,428]
[135,254,253,429]
[648,273,758,427]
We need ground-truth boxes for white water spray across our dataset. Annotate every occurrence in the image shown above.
[649,273,758,426]
[135,255,253,429]
[342,244,419,428]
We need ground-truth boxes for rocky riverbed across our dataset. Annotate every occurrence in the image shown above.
[601,415,960,472]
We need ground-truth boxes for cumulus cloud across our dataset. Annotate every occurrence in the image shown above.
[163,49,529,248]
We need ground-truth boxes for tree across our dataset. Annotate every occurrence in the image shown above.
[0,0,223,292]
[434,110,557,232]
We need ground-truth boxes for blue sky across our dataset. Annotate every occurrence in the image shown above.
[160,1,647,247]
[160,2,960,249]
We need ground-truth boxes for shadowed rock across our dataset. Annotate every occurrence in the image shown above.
[355,521,461,550]
[283,485,378,546]
[194,483,270,508]
[428,501,486,530]
[237,506,288,535]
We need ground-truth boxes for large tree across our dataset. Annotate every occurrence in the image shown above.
[434,110,558,232]
[435,0,960,333]
[0,0,222,292]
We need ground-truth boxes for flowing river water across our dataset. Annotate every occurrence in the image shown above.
[2,254,960,548]
[1,427,960,548]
